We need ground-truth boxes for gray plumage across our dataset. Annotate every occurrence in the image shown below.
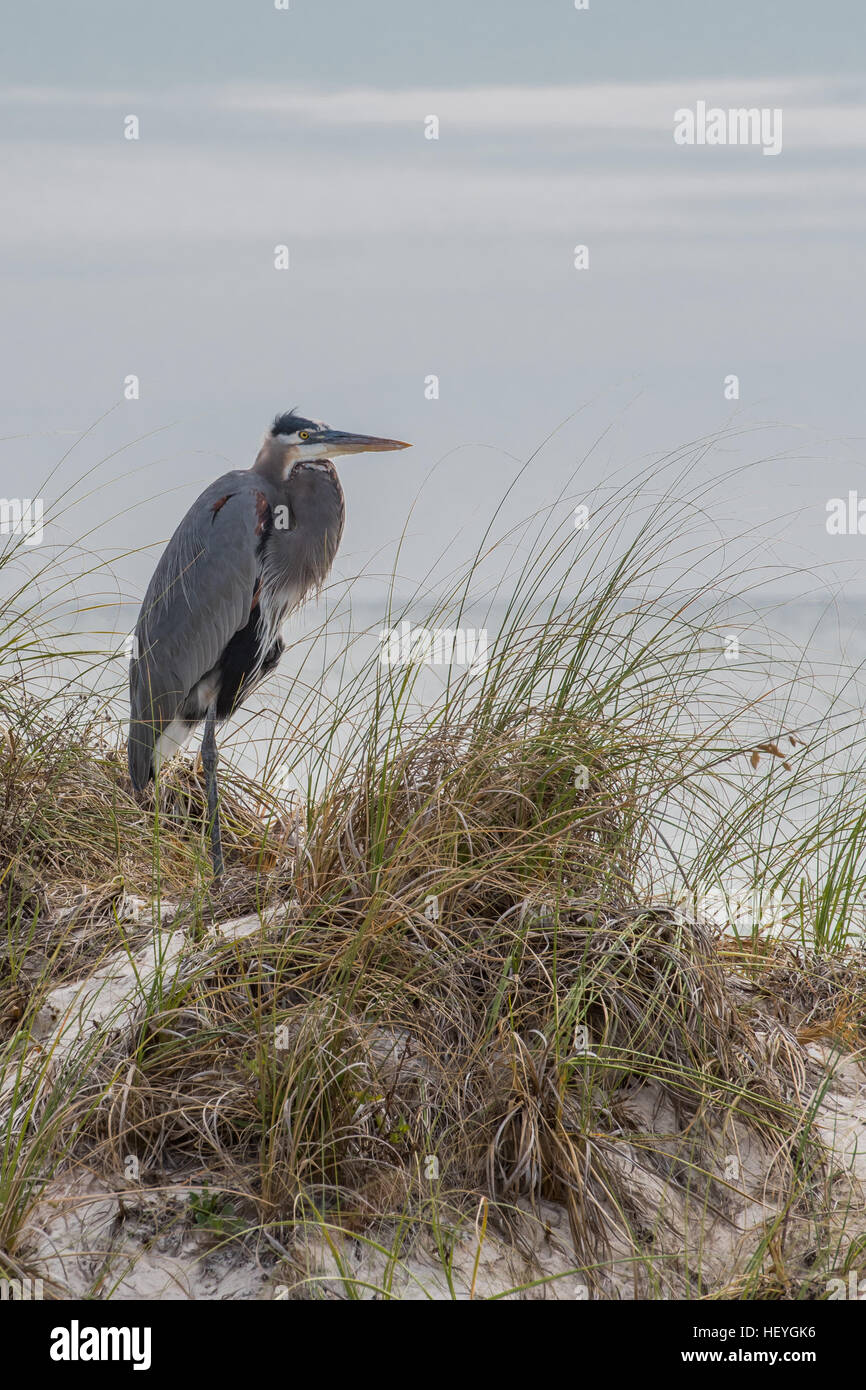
[127,410,410,874]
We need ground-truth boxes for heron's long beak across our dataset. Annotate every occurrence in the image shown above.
[314,429,411,456]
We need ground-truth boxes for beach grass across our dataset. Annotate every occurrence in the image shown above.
[1,433,865,1298]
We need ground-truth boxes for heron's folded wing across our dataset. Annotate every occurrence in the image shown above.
[128,476,266,782]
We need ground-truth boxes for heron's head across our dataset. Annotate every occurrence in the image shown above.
[265,409,410,476]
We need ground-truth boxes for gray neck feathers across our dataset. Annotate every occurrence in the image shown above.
[254,461,345,657]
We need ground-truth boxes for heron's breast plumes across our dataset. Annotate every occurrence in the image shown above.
[253,468,344,667]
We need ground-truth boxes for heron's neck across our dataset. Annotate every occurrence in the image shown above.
[252,436,289,483]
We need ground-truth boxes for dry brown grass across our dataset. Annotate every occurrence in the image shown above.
[0,706,853,1300]
[2,445,866,1297]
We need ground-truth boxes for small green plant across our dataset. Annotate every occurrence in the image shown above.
[187,1184,244,1238]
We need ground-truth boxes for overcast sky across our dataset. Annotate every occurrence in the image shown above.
[2,0,865,621]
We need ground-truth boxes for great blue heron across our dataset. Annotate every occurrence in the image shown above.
[128,409,410,876]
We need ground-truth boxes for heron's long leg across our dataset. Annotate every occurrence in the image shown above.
[201,702,224,879]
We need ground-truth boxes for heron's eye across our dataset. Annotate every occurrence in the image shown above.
[298,430,310,440]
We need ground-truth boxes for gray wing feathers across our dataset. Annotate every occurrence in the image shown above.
[128,474,264,786]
